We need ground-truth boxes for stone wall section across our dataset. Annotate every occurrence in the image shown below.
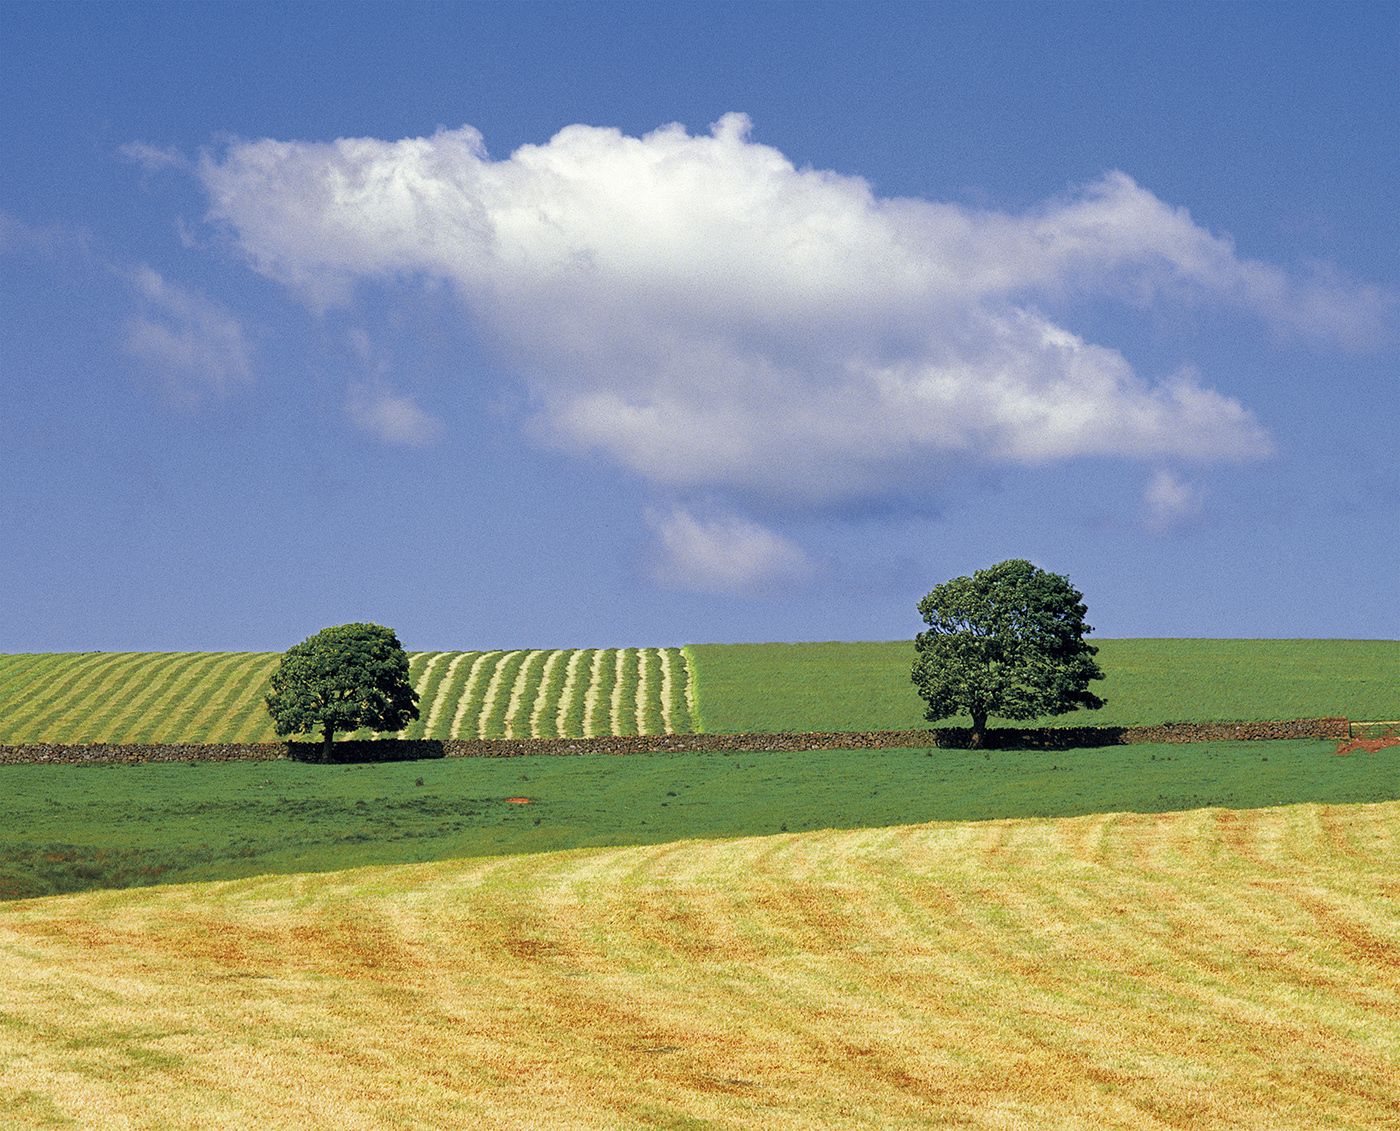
[0,717,1351,765]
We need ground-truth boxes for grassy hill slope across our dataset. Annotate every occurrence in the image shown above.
[691,638,1400,733]
[2,802,1395,1128]
[0,647,700,745]
[4,738,1396,900]
[0,638,1394,745]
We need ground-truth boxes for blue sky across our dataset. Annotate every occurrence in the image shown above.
[2,1,1396,652]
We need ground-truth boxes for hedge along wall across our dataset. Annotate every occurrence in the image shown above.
[0,718,1352,766]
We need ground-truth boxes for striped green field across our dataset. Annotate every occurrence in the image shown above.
[0,648,701,744]
[1,638,1394,745]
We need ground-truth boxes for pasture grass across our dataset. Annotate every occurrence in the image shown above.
[1,802,1395,1128]
[2,739,1395,901]
[690,638,1400,733]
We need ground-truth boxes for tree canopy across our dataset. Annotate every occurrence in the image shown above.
[265,623,419,756]
[912,559,1105,747]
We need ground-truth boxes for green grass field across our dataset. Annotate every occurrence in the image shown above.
[3,738,1396,900]
[0,647,700,744]
[0,638,1394,745]
[691,638,1400,733]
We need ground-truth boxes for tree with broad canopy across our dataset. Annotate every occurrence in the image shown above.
[912,559,1105,748]
[265,623,419,757]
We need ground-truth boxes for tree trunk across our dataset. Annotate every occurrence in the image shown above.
[969,710,988,749]
[323,724,335,761]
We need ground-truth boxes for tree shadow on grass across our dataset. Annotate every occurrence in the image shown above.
[286,740,446,764]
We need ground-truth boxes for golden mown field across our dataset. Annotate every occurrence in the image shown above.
[2,801,1397,1128]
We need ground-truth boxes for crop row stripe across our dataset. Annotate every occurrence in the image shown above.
[555,649,587,737]
[44,651,158,743]
[218,654,282,742]
[0,653,75,714]
[657,648,676,734]
[635,648,653,736]
[204,653,276,743]
[580,649,604,738]
[450,650,497,739]
[145,653,241,744]
[419,652,468,738]
[17,652,140,742]
[126,652,227,743]
[504,650,546,739]
[0,652,89,740]
[188,653,262,743]
[609,649,627,735]
[476,651,520,739]
[382,651,439,739]
[88,651,196,742]
[127,651,225,743]
[680,646,701,733]
[530,651,565,738]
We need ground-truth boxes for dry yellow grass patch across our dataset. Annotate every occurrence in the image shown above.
[1,802,1397,1129]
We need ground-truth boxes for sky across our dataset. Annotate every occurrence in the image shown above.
[2,1,1397,652]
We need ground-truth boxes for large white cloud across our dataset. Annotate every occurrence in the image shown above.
[193,114,1383,510]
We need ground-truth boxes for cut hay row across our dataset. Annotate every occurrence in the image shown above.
[0,652,281,745]
[4,801,1395,1127]
[0,646,702,744]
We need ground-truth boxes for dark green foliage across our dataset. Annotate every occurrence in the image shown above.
[265,624,418,754]
[913,560,1105,746]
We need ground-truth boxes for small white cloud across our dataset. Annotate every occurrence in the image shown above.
[123,266,252,401]
[347,383,443,446]
[120,141,190,173]
[648,507,811,592]
[1143,469,1204,532]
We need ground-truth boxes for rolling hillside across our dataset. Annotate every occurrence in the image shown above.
[0,648,700,744]
[1,802,1395,1127]
[0,639,1395,745]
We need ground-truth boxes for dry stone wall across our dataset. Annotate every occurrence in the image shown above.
[0,718,1351,765]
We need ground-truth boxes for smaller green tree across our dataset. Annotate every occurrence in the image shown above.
[912,559,1105,748]
[266,623,419,758]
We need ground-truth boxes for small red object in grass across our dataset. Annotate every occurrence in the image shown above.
[1335,737,1399,756]
[504,796,532,804]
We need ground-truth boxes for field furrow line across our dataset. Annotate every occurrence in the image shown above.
[74,652,192,743]
[129,652,233,743]
[657,648,676,734]
[107,652,222,743]
[503,651,547,739]
[38,652,162,743]
[449,651,498,739]
[635,648,653,735]
[0,653,108,741]
[613,648,640,737]
[530,651,566,738]
[477,651,524,739]
[215,654,283,742]
[0,653,74,706]
[555,649,587,738]
[181,652,269,743]
[419,652,471,738]
[609,648,628,735]
[143,653,242,744]
[380,652,440,739]
[582,649,609,738]
[8,652,139,743]
[680,645,702,733]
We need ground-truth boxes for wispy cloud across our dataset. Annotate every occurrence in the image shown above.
[119,141,190,174]
[1143,469,1204,532]
[123,266,252,402]
[347,383,443,446]
[648,507,811,592]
